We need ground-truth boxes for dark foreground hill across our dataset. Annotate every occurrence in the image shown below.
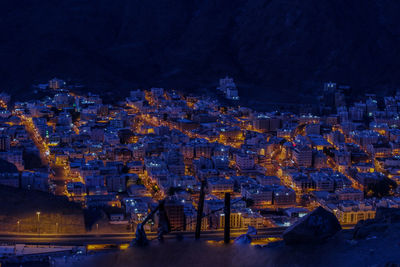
[2,0,400,99]
[75,224,400,267]
[76,208,400,267]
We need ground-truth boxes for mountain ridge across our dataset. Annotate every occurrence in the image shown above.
[1,0,400,99]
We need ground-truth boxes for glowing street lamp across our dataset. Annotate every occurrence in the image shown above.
[36,211,41,236]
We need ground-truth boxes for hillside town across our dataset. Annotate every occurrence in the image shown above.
[0,78,399,235]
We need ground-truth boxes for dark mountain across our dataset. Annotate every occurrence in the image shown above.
[1,0,400,100]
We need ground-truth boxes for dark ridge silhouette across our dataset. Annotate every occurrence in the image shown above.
[2,0,400,99]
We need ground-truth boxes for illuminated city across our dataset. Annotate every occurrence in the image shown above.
[0,78,399,266]
[2,1,400,266]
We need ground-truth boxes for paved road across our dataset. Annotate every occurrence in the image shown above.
[51,166,68,196]
[0,227,286,245]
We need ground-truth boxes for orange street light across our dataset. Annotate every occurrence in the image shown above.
[36,211,41,236]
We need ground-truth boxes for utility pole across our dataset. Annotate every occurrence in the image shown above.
[195,180,206,240]
[224,192,231,244]
[157,200,170,243]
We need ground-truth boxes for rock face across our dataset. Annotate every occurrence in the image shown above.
[283,206,341,245]
[353,207,400,239]
[353,220,389,240]
[2,1,400,97]
[375,207,400,223]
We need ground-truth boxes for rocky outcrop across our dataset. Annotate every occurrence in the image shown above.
[375,207,400,223]
[353,219,389,240]
[283,206,341,245]
[353,207,400,239]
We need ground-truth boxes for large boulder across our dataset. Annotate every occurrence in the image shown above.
[283,206,341,245]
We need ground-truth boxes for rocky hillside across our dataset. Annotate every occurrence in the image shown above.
[0,185,85,234]
[2,0,400,99]
[76,207,400,267]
